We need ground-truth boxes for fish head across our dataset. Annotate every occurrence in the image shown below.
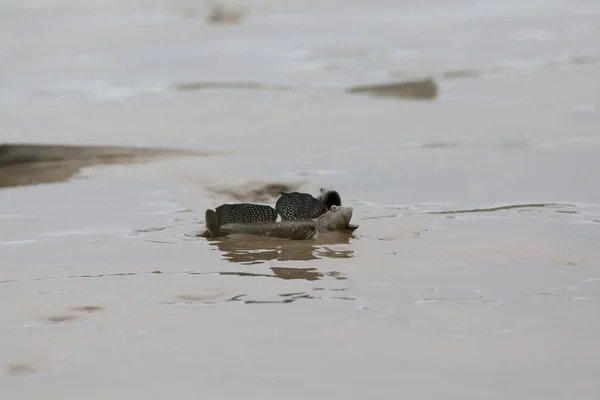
[319,205,354,231]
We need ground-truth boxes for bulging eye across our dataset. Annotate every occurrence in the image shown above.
[330,205,338,210]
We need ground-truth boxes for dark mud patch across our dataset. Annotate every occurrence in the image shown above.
[347,78,438,100]
[420,141,461,149]
[70,305,104,313]
[6,363,37,377]
[179,3,245,24]
[0,143,219,188]
[0,143,203,167]
[42,315,80,324]
[207,181,302,203]
[206,4,245,25]
[172,78,440,101]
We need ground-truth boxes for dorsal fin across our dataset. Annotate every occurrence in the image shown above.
[276,192,325,220]
[215,203,278,224]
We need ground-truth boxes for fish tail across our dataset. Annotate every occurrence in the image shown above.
[205,209,221,236]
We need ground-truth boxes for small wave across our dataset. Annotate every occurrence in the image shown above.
[38,226,132,237]
[26,79,298,103]
[35,80,168,101]
[438,54,599,81]
[0,214,37,219]
[171,81,295,93]
[0,239,38,246]
[69,11,176,29]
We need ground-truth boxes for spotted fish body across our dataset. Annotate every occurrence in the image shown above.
[275,192,326,220]
[215,203,278,225]
[198,189,357,240]
[202,205,357,240]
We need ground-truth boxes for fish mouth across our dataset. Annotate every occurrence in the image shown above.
[344,224,359,232]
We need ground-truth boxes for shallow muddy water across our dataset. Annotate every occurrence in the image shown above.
[1,0,600,399]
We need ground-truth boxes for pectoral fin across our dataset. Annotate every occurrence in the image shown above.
[276,192,325,220]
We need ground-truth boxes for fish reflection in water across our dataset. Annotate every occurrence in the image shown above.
[207,232,354,264]
[220,267,347,281]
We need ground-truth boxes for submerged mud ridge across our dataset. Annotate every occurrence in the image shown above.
[346,78,439,100]
[6,363,37,377]
[0,143,216,188]
[205,4,244,25]
[171,78,439,101]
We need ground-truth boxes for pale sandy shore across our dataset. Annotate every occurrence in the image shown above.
[1,1,600,399]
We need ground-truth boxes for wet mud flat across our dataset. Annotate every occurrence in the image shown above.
[2,81,600,398]
[2,86,600,399]
[1,134,600,399]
